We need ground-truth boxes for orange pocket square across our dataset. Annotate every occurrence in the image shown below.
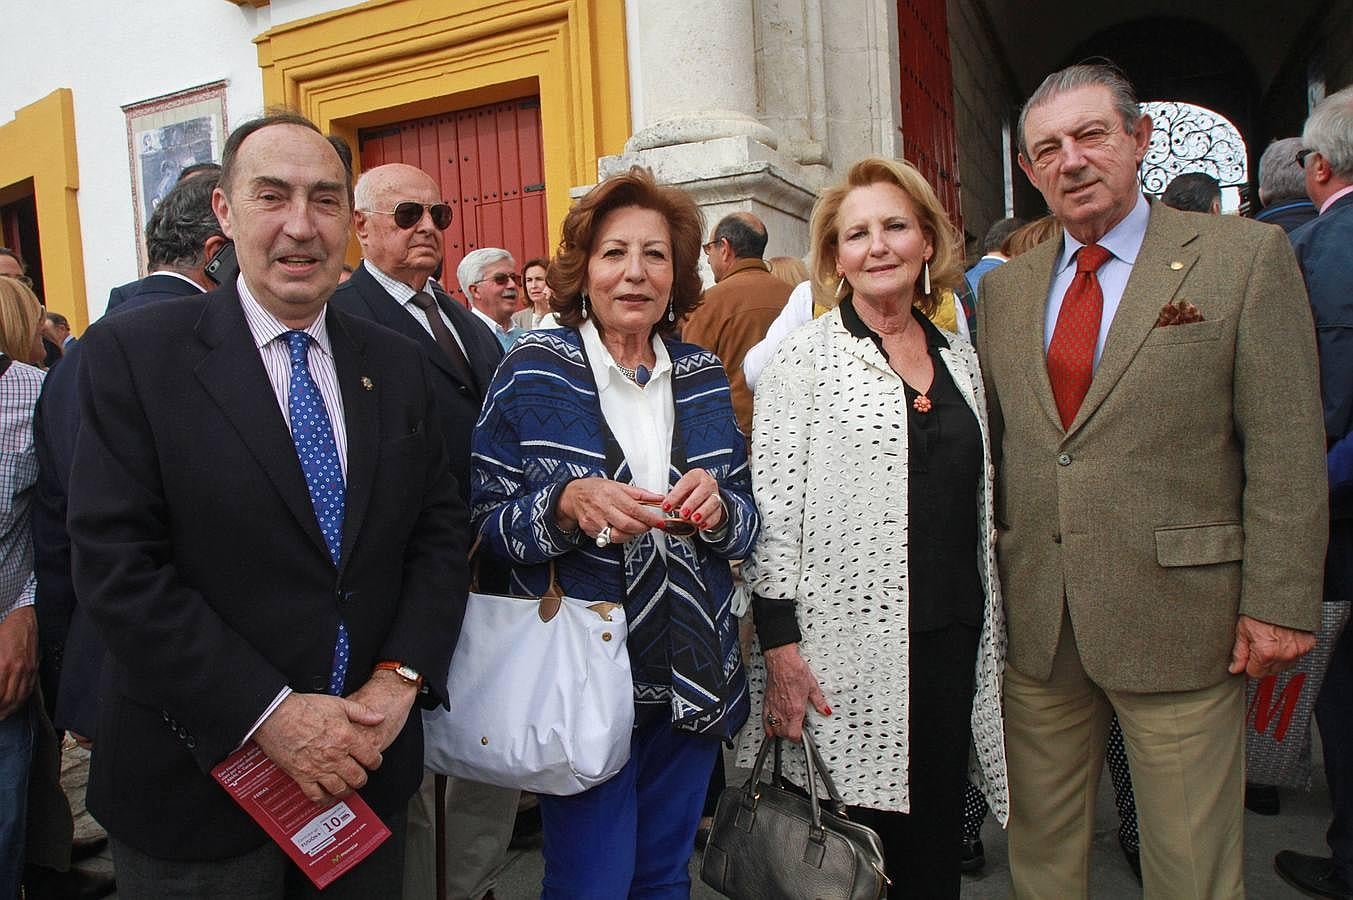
[1155,300,1205,327]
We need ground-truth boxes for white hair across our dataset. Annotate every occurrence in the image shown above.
[1303,85,1353,181]
[457,247,514,296]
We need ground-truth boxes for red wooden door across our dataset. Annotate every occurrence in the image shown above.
[1,193,43,301]
[359,96,548,305]
[897,0,963,233]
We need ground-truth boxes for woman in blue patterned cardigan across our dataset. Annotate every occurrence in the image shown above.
[470,167,758,899]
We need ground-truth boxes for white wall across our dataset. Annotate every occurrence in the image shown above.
[0,0,360,325]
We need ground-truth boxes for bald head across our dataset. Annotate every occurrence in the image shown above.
[353,163,447,290]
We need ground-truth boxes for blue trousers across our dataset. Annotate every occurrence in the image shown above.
[538,720,719,899]
[0,695,35,897]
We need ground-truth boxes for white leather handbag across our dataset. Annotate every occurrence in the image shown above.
[422,569,634,796]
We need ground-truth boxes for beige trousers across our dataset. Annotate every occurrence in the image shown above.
[1003,611,1245,899]
[403,771,520,900]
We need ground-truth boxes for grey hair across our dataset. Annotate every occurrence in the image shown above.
[1017,62,1142,160]
[456,247,514,297]
[146,172,225,268]
[353,169,379,212]
[1257,138,1310,205]
[1302,85,1353,181]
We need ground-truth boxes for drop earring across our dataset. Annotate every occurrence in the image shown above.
[923,261,931,296]
[580,292,589,319]
[667,298,675,322]
[836,276,847,298]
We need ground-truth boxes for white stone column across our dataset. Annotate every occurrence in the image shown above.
[594,0,822,284]
[624,0,777,152]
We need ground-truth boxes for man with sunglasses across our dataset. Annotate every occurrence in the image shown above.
[1275,84,1353,900]
[332,163,509,900]
[460,249,527,351]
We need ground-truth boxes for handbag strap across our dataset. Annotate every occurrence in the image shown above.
[747,732,827,835]
[467,536,567,621]
[762,728,850,815]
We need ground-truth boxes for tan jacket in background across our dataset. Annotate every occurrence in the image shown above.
[976,202,1327,692]
[683,258,791,436]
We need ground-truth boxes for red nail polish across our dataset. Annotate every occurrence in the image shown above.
[825,706,833,715]
[680,508,690,517]
[692,512,702,522]
[662,503,671,511]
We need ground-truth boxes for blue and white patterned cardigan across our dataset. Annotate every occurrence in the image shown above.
[470,327,757,741]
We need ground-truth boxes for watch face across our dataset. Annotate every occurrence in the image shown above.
[396,665,419,681]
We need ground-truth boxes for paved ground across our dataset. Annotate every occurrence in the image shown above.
[67,738,1330,897]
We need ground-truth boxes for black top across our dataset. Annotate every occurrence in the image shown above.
[839,299,984,631]
[755,300,983,648]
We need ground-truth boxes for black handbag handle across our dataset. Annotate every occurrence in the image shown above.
[765,730,849,811]
[746,730,848,840]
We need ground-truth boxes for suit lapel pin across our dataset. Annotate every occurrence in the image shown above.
[361,376,374,391]
[1169,261,1184,270]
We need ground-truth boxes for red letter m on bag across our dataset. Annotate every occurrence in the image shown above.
[1247,674,1306,743]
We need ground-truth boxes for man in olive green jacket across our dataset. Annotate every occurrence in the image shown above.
[977,63,1327,898]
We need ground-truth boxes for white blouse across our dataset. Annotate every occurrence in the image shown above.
[579,319,674,496]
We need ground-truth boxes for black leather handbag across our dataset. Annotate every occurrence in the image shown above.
[701,731,891,899]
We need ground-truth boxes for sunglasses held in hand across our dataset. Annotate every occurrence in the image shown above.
[364,201,454,230]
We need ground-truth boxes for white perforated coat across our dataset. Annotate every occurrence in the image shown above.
[735,307,1008,823]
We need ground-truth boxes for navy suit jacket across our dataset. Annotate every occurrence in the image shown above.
[1255,199,1318,235]
[104,277,138,314]
[331,263,503,505]
[67,284,468,860]
[1291,192,1353,443]
[34,272,204,736]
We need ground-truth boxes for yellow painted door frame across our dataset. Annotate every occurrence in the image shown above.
[253,0,630,255]
[0,89,88,333]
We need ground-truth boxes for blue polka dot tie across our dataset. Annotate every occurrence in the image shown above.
[284,330,349,695]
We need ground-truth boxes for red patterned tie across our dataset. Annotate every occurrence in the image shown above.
[1047,243,1112,429]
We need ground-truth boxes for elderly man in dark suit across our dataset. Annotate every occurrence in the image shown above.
[331,162,507,900]
[977,63,1327,897]
[67,113,468,898]
[106,163,225,315]
[332,163,502,511]
[1255,137,1319,234]
[35,172,228,744]
[1275,83,1353,900]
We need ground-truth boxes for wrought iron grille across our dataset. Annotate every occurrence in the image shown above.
[1140,101,1248,193]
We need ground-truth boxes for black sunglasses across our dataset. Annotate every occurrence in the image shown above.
[365,201,454,230]
[477,272,521,287]
[1296,148,1316,169]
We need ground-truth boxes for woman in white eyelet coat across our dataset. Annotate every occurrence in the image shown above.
[734,156,1007,894]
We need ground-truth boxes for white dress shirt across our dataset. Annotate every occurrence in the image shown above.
[579,319,674,495]
[237,276,347,476]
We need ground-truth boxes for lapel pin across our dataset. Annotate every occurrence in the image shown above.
[1169,261,1184,270]
[360,376,374,391]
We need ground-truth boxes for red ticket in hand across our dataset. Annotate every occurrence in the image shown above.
[212,741,390,889]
